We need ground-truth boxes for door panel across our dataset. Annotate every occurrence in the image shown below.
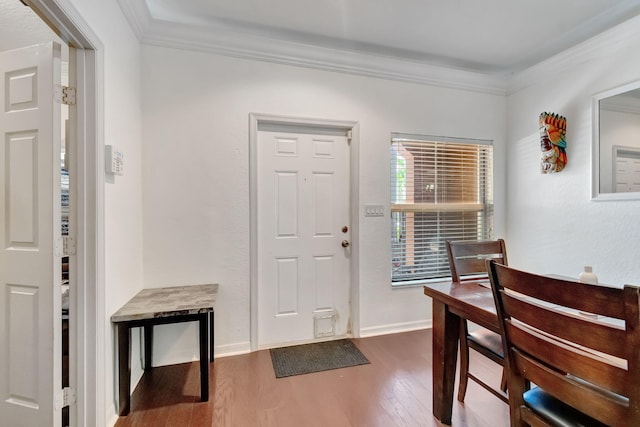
[257,129,350,347]
[0,42,61,427]
[276,257,298,314]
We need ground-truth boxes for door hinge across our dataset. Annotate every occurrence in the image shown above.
[62,86,76,105]
[63,236,77,256]
[63,86,76,105]
[55,387,76,409]
[55,85,76,105]
[347,130,353,143]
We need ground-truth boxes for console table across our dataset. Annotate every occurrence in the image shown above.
[111,283,218,416]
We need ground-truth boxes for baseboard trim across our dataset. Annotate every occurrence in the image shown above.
[213,341,252,358]
[106,406,118,427]
[359,320,432,338]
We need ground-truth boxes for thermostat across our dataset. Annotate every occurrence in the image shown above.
[105,145,124,175]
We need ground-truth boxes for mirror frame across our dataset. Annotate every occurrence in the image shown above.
[592,79,640,201]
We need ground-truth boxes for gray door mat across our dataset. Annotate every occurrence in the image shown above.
[269,339,370,378]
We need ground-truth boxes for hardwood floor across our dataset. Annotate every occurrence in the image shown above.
[114,329,509,427]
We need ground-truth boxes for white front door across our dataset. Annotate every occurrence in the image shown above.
[257,127,351,348]
[0,42,62,427]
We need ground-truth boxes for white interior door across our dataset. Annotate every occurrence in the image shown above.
[0,42,62,427]
[615,156,640,192]
[257,127,351,348]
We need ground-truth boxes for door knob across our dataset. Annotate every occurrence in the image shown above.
[341,240,350,248]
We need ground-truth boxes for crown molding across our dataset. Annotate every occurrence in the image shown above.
[600,101,640,115]
[145,24,509,95]
[115,0,150,41]
[117,0,640,97]
[601,105,640,115]
[117,0,508,95]
[508,13,640,95]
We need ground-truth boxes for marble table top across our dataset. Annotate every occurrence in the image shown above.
[111,284,218,323]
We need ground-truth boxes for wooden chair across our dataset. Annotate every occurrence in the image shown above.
[487,261,640,427]
[445,239,509,403]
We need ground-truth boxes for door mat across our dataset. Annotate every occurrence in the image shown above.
[270,339,370,378]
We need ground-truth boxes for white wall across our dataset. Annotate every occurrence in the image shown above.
[66,0,144,424]
[506,16,640,286]
[141,45,507,364]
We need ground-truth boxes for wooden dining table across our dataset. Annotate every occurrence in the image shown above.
[423,279,500,425]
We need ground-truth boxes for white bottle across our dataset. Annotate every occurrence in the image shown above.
[578,266,598,284]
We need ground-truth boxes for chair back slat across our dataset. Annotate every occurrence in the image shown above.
[446,239,507,282]
[506,322,629,396]
[495,266,625,319]
[502,292,628,358]
[513,349,629,426]
[488,261,640,427]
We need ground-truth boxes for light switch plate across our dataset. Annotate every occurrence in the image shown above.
[364,205,384,217]
[105,145,124,175]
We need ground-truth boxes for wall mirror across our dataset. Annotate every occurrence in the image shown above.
[593,80,640,200]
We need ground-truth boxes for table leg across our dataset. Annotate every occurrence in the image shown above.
[209,311,215,362]
[144,324,153,372]
[199,313,209,401]
[431,301,461,425]
[117,323,131,416]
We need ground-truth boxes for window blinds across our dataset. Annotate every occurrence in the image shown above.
[390,135,494,283]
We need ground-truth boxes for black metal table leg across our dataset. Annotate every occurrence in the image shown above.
[144,324,153,372]
[199,313,209,401]
[209,311,214,362]
[117,323,131,416]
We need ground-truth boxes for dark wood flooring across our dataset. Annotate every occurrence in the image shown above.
[114,329,509,427]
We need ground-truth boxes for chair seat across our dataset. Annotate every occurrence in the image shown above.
[523,387,609,427]
[467,328,503,360]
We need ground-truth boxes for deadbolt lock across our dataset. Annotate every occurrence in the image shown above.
[342,226,349,233]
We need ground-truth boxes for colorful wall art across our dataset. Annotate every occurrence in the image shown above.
[539,112,567,173]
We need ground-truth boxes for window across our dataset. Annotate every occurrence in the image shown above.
[390,134,494,284]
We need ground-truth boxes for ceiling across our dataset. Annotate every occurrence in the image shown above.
[0,0,61,52]
[121,0,640,77]
[3,0,640,93]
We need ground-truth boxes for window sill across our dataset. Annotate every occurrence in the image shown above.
[391,277,451,289]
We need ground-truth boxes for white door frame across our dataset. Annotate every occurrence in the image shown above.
[25,1,104,426]
[249,114,360,351]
